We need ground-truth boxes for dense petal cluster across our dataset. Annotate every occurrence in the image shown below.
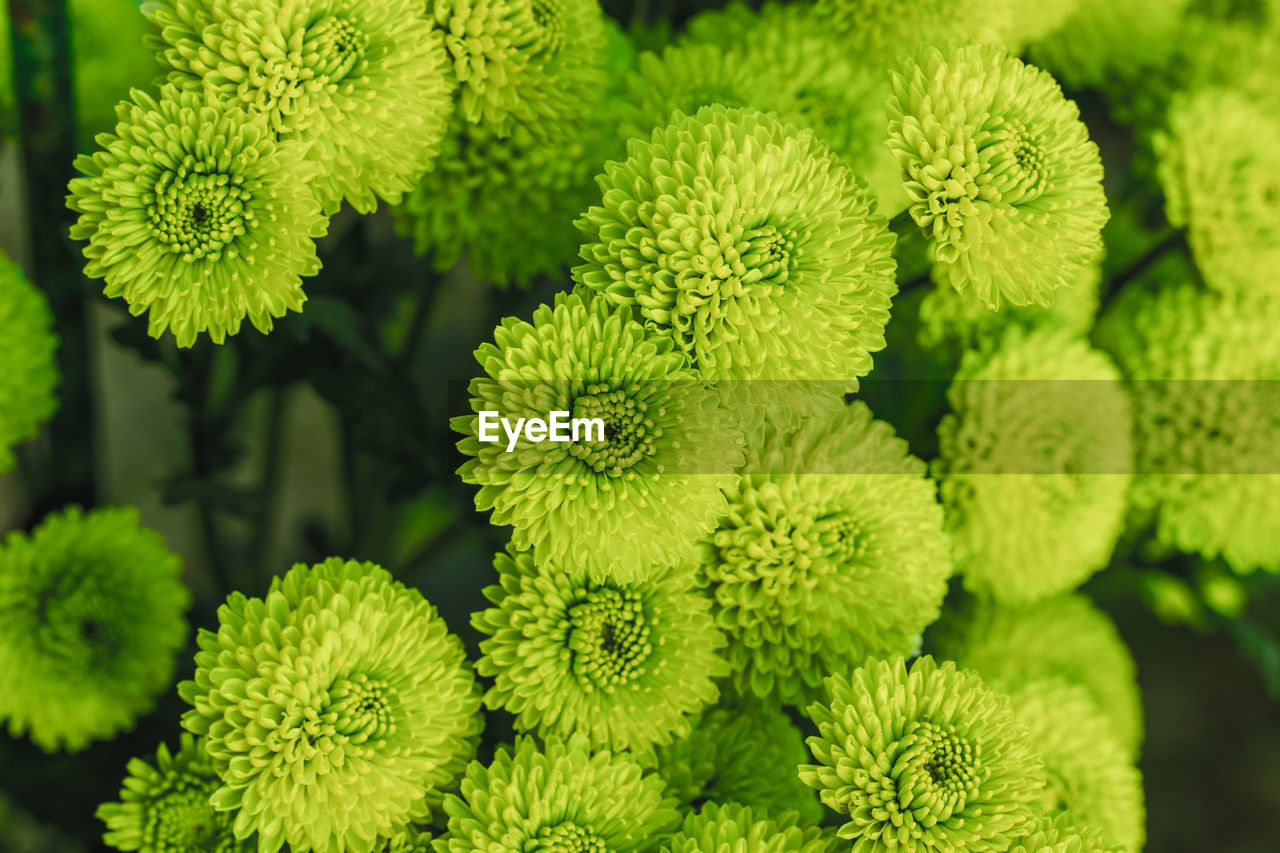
[1096,260,1280,573]
[67,84,327,347]
[624,2,903,213]
[143,0,455,213]
[929,594,1144,757]
[935,326,1133,604]
[430,0,607,138]
[701,403,952,707]
[652,701,823,824]
[454,292,744,583]
[1007,810,1121,853]
[97,734,248,852]
[0,251,59,473]
[659,803,830,853]
[576,105,898,427]
[810,0,1014,68]
[437,736,679,853]
[1156,87,1280,295]
[179,558,483,853]
[0,506,189,753]
[887,42,1109,308]
[801,656,1046,850]
[473,544,728,756]
[1001,677,1145,852]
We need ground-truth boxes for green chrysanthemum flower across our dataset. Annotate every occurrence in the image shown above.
[659,803,830,853]
[1006,0,1084,45]
[887,42,1109,309]
[473,544,729,756]
[437,735,679,853]
[1000,678,1145,853]
[652,701,823,825]
[1007,810,1121,853]
[935,327,1133,604]
[1156,87,1280,296]
[430,0,606,139]
[622,3,903,214]
[97,734,249,852]
[1096,261,1280,573]
[800,655,1047,851]
[67,83,327,347]
[917,261,1101,360]
[1027,0,1191,92]
[699,403,952,707]
[143,0,455,213]
[929,593,1144,758]
[377,828,434,853]
[0,506,189,753]
[575,105,897,428]
[69,0,160,145]
[810,0,1014,68]
[454,292,744,583]
[0,251,59,474]
[179,558,483,853]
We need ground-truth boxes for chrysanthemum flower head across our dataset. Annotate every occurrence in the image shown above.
[473,544,728,757]
[96,734,249,852]
[652,700,823,824]
[700,402,952,707]
[144,0,455,213]
[454,292,744,583]
[430,0,607,139]
[1096,260,1280,573]
[179,558,483,853]
[1005,0,1084,45]
[930,593,1144,758]
[1027,0,1191,92]
[887,42,1109,309]
[67,83,327,347]
[1007,810,1123,853]
[1156,87,1280,295]
[576,105,897,428]
[935,326,1133,604]
[801,655,1047,850]
[0,506,189,753]
[0,251,59,473]
[811,0,1014,68]
[660,803,829,853]
[1000,677,1145,853]
[623,3,903,214]
[437,735,680,853]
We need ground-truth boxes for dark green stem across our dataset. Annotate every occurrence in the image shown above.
[1100,228,1186,310]
[250,387,289,583]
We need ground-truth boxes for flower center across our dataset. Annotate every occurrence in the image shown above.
[568,385,660,476]
[895,721,982,822]
[302,15,366,82]
[144,785,224,850]
[328,673,396,744]
[982,117,1050,205]
[529,0,566,56]
[148,157,253,262]
[566,587,652,691]
[528,822,610,853]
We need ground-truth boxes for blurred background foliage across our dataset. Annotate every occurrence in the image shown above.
[0,0,1278,851]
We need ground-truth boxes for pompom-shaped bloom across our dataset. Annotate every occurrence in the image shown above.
[0,506,189,753]
[437,735,680,853]
[1156,87,1280,295]
[67,84,327,347]
[652,701,823,824]
[1027,0,1190,92]
[624,3,903,214]
[179,558,483,853]
[576,105,898,427]
[1001,678,1145,853]
[144,0,455,213]
[1007,810,1121,853]
[0,251,59,473]
[454,292,744,583]
[935,326,1133,604]
[473,544,729,756]
[97,734,249,852]
[660,803,830,853]
[801,655,1047,850]
[930,594,1144,758]
[810,0,1014,68]
[887,42,1109,309]
[1096,261,1280,573]
[430,0,607,138]
[700,403,952,707]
